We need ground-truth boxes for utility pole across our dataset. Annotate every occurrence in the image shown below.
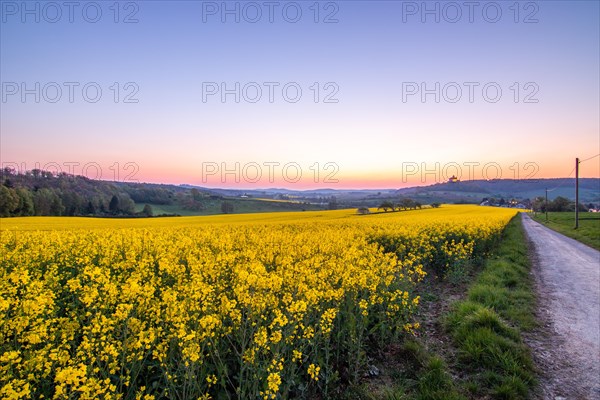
[575,157,579,229]
[545,188,548,222]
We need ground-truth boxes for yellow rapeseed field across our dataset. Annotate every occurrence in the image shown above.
[0,205,518,399]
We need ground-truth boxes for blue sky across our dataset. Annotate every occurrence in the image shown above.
[1,1,599,188]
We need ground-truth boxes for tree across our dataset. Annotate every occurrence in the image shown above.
[62,191,84,216]
[0,186,19,216]
[550,196,570,212]
[142,204,154,217]
[109,195,120,214]
[531,196,546,212]
[328,197,338,210]
[99,199,107,214]
[117,194,135,215]
[1,167,16,179]
[398,198,416,210]
[15,188,34,216]
[86,200,96,215]
[190,188,202,201]
[33,188,63,216]
[378,201,395,212]
[180,192,206,211]
[221,201,234,214]
[430,202,441,208]
[49,190,64,215]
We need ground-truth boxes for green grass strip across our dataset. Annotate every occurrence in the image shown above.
[445,215,536,399]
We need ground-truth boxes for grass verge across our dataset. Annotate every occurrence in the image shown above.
[531,211,600,250]
[444,215,536,399]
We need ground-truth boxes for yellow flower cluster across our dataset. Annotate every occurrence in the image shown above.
[0,205,518,399]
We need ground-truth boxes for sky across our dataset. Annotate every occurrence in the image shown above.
[1,0,599,189]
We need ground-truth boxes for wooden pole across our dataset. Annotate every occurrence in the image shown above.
[575,157,579,229]
[545,188,548,222]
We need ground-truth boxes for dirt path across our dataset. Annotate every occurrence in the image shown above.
[521,214,600,399]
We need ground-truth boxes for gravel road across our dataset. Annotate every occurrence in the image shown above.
[521,214,600,399]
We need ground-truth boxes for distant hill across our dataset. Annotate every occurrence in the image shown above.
[183,178,600,206]
[394,179,600,204]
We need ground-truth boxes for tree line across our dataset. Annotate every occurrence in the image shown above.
[530,196,590,212]
[357,198,440,214]
[376,198,439,212]
[0,168,227,217]
[0,169,139,217]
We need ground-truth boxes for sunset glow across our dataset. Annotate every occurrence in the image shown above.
[1,1,599,189]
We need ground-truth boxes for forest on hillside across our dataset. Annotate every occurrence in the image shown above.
[0,168,216,217]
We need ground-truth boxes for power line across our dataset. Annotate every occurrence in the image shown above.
[579,153,600,163]
[547,166,576,192]
[546,153,598,192]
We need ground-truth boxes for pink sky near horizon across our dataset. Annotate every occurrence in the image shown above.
[1,1,599,190]
[2,156,598,190]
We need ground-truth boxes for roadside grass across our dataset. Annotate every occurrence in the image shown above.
[445,215,536,399]
[346,215,537,400]
[531,211,600,250]
[344,338,466,400]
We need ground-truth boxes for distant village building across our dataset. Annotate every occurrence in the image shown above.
[448,175,459,183]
